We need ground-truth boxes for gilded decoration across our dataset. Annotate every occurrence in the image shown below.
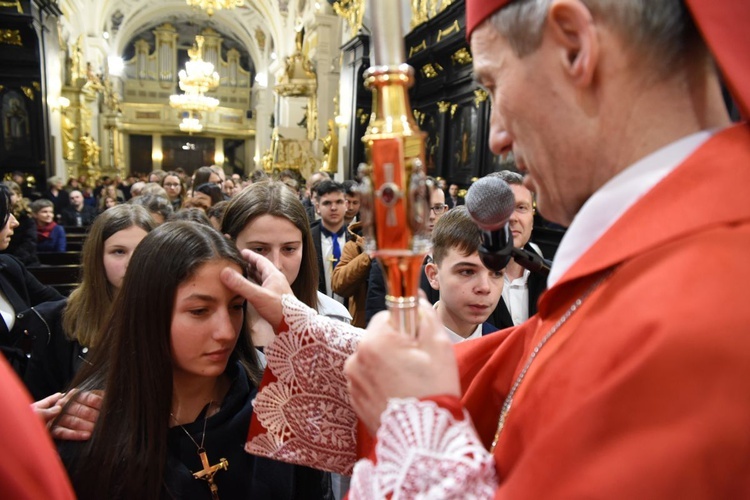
[20,86,34,101]
[421,63,443,79]
[437,20,460,42]
[275,30,316,97]
[409,40,427,58]
[0,1,23,14]
[356,108,369,125]
[474,89,488,107]
[451,48,472,66]
[0,29,22,46]
[320,119,338,173]
[437,101,451,113]
[333,0,365,38]
[255,28,266,51]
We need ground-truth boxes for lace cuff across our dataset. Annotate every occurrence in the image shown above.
[246,294,364,474]
[349,398,499,499]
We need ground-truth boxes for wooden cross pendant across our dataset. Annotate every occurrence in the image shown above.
[192,447,229,500]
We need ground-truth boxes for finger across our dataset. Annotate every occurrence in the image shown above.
[239,249,278,281]
[36,392,64,409]
[49,424,91,441]
[220,266,264,299]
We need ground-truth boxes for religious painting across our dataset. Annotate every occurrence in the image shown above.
[413,104,443,178]
[446,98,480,182]
[2,90,30,152]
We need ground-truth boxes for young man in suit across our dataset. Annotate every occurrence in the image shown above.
[310,180,347,304]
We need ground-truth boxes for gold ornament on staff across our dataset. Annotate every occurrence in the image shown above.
[358,0,431,337]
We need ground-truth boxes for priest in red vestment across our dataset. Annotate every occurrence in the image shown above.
[221,0,750,497]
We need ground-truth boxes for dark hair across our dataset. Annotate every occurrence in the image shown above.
[0,184,12,227]
[221,181,319,310]
[206,200,229,224]
[487,170,523,186]
[342,179,359,196]
[249,170,268,183]
[168,207,212,226]
[61,221,260,498]
[193,166,214,187]
[431,205,482,265]
[314,179,345,198]
[194,182,224,206]
[129,194,174,221]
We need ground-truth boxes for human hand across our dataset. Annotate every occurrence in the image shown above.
[49,389,103,441]
[220,249,294,329]
[344,300,461,435]
[31,392,65,427]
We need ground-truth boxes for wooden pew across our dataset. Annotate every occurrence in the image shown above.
[38,252,82,266]
[29,264,81,297]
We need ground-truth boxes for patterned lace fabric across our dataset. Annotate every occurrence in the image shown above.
[246,294,364,474]
[349,399,499,499]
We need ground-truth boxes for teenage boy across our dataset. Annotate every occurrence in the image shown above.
[425,205,504,342]
[311,180,348,303]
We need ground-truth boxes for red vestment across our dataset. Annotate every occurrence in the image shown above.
[0,355,75,498]
[451,123,750,497]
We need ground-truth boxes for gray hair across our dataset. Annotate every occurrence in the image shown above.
[490,0,701,77]
[487,170,524,186]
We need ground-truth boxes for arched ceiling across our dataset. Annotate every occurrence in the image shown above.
[57,0,313,74]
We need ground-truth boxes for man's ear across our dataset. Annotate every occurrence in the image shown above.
[425,262,440,291]
[547,0,598,87]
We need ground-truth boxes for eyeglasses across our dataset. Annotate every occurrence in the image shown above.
[430,204,448,214]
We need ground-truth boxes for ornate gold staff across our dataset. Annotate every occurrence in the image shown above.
[359,0,430,337]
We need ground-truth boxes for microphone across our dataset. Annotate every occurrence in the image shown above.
[466,176,516,271]
[465,176,551,276]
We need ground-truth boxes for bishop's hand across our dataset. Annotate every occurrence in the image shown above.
[221,249,294,330]
[344,300,461,435]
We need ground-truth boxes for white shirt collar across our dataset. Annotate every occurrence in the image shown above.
[432,301,483,343]
[548,130,714,288]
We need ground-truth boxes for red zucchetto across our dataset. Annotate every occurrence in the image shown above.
[465,0,515,39]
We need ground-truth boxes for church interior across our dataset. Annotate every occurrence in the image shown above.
[0,0,517,191]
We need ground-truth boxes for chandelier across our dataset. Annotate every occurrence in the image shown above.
[169,92,219,112]
[170,35,221,134]
[186,0,243,16]
[178,36,220,94]
[179,112,204,134]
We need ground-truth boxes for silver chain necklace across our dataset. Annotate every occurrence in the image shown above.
[490,270,612,453]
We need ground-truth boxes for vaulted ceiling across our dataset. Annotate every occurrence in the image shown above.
[57,0,321,76]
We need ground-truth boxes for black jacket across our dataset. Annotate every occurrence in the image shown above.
[365,256,439,324]
[0,255,63,376]
[60,205,98,227]
[488,243,548,330]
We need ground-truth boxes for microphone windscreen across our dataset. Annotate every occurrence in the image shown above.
[465,176,516,231]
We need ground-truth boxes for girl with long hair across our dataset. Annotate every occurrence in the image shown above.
[56,221,332,499]
[24,204,157,400]
[221,181,350,346]
[3,180,40,267]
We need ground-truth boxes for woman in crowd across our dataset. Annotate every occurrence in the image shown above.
[3,180,40,267]
[221,181,350,347]
[30,199,66,252]
[0,185,63,376]
[162,171,186,211]
[55,221,332,499]
[24,204,157,400]
[191,182,224,211]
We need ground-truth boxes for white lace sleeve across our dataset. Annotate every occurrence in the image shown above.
[246,293,365,474]
[349,398,499,499]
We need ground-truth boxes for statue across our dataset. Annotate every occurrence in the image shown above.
[61,113,76,161]
[79,133,100,168]
[320,119,338,173]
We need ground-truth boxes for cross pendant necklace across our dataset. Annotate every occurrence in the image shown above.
[171,401,229,500]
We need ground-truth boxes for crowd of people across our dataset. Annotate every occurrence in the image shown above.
[0,0,748,497]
